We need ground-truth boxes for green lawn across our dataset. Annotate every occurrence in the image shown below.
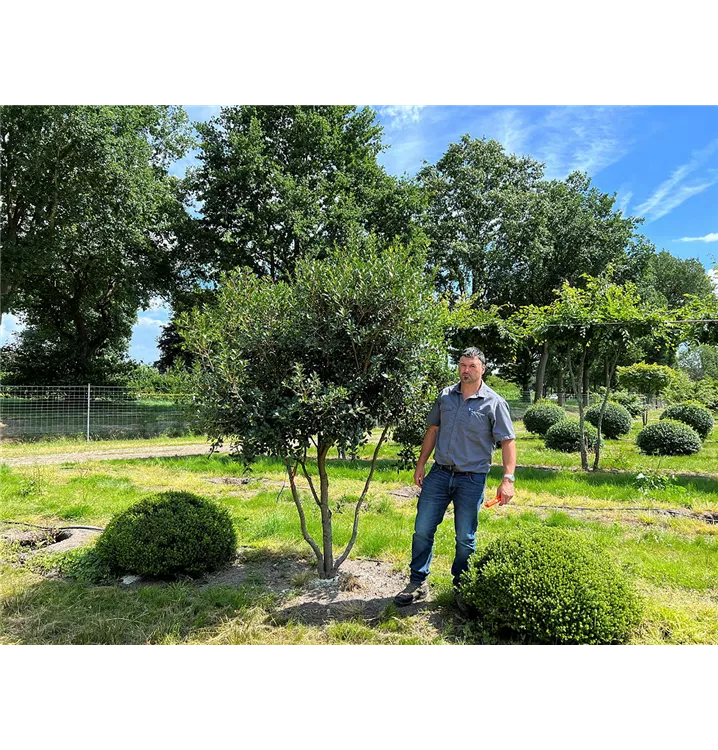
[2,414,717,645]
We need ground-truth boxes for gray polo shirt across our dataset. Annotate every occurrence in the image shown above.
[426,381,516,473]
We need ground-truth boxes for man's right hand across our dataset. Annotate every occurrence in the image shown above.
[414,462,426,488]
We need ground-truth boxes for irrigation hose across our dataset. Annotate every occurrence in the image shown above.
[0,520,104,531]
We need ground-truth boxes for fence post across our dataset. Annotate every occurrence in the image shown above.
[86,384,91,442]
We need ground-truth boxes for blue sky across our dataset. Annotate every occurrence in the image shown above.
[3,105,716,364]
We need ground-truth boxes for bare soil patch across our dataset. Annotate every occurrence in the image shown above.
[201,548,447,629]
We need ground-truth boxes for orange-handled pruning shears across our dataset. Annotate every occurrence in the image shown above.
[484,490,502,509]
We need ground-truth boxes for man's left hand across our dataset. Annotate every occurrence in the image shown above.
[497,478,515,505]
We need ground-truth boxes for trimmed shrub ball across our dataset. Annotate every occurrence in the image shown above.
[585,402,633,439]
[636,419,702,456]
[459,527,641,644]
[544,419,599,453]
[660,403,714,441]
[96,491,237,577]
[523,401,566,436]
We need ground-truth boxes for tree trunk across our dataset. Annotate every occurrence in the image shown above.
[582,366,590,407]
[567,351,589,471]
[316,443,334,577]
[592,355,619,471]
[534,341,549,403]
[557,366,565,407]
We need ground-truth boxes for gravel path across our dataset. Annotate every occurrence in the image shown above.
[1,443,224,466]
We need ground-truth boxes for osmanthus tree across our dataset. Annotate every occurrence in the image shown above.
[521,273,672,471]
[178,238,452,578]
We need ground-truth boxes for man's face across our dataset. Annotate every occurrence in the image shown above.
[458,356,485,385]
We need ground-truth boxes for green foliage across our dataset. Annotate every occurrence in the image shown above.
[124,364,190,396]
[459,527,641,644]
[522,401,566,436]
[617,363,677,397]
[95,491,237,577]
[180,238,449,463]
[608,390,645,418]
[391,359,455,468]
[638,251,715,309]
[636,420,702,456]
[660,403,714,440]
[544,419,599,453]
[189,105,423,288]
[30,546,113,584]
[633,469,686,496]
[585,402,632,439]
[678,344,718,381]
[484,374,521,400]
[664,369,718,413]
[1,105,192,384]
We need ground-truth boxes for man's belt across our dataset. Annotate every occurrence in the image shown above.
[437,463,478,476]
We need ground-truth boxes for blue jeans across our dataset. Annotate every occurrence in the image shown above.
[410,464,487,587]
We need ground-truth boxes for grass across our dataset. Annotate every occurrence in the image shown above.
[2,412,717,645]
[0,433,205,458]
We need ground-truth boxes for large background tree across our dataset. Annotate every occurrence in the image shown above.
[1,105,192,384]
[419,136,650,401]
[185,105,422,286]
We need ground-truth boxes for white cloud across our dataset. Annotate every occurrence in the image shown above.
[473,108,535,156]
[534,106,633,180]
[616,189,633,215]
[377,105,425,130]
[677,232,718,243]
[635,138,718,223]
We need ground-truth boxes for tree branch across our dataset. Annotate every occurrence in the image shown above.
[333,425,389,573]
[283,457,323,566]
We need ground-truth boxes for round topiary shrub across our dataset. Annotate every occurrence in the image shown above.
[523,401,566,436]
[459,527,641,644]
[96,491,237,577]
[660,403,714,441]
[544,418,599,453]
[636,419,702,456]
[585,402,633,439]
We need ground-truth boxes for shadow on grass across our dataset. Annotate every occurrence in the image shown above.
[111,453,411,480]
[105,452,718,503]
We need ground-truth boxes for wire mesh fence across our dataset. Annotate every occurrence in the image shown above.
[0,385,196,441]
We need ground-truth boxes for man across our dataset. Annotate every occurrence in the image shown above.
[394,347,516,609]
